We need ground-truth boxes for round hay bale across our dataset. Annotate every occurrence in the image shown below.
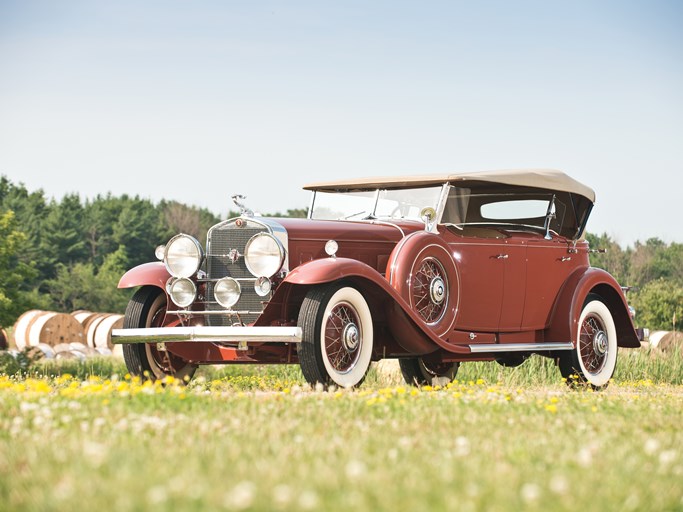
[658,332,682,353]
[648,331,669,349]
[374,359,403,385]
[35,343,56,359]
[24,312,85,347]
[111,344,124,359]
[53,343,73,354]
[0,328,8,350]
[55,350,86,361]
[95,347,113,356]
[70,342,98,357]
[12,310,44,350]
[92,314,124,350]
[85,314,109,348]
[72,310,100,329]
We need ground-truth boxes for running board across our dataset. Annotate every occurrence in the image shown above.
[468,342,574,353]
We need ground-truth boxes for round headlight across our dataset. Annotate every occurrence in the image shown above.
[169,278,196,308]
[164,234,204,278]
[254,276,272,297]
[244,233,285,278]
[214,278,241,308]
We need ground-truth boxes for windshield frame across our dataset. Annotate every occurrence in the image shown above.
[308,184,450,228]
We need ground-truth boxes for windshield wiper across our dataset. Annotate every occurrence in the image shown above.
[342,210,370,220]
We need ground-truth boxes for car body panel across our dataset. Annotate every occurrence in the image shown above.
[118,262,170,290]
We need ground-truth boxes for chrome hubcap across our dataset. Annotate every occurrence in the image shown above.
[593,331,608,356]
[430,277,446,305]
[342,323,360,352]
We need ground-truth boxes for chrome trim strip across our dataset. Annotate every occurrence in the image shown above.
[167,310,262,316]
[111,326,302,344]
[468,342,573,353]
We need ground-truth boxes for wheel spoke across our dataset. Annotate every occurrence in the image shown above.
[579,313,607,375]
[324,303,361,373]
[411,258,447,324]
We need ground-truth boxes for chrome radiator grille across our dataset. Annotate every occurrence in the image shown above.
[206,220,268,325]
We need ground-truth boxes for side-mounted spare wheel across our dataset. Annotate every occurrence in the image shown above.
[122,286,197,382]
[298,284,374,388]
[559,294,617,390]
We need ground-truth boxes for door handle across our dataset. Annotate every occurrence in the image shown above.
[560,256,572,262]
[496,254,509,259]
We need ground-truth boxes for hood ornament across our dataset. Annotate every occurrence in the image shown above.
[232,194,254,217]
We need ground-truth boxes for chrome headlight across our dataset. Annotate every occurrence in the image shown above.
[214,278,241,309]
[164,234,204,278]
[168,278,196,308]
[244,233,285,278]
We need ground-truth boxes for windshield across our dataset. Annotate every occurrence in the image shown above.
[310,186,443,221]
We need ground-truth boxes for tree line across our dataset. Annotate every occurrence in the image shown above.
[0,175,680,331]
[0,176,305,326]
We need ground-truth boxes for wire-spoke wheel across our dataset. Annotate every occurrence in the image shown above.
[399,357,459,387]
[411,257,448,324]
[559,295,617,390]
[298,285,374,388]
[122,286,197,383]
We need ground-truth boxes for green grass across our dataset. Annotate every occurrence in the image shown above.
[1,348,682,511]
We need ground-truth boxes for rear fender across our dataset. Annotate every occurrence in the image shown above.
[118,262,170,291]
[279,257,468,354]
[546,267,640,348]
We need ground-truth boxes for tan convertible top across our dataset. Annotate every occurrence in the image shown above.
[304,168,596,203]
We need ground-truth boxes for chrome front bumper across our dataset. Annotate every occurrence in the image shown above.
[111,326,302,345]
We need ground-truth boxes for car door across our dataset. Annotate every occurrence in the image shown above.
[522,237,580,330]
[448,237,505,332]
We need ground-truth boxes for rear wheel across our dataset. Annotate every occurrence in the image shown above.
[559,295,617,390]
[298,284,374,388]
[399,358,459,387]
[122,286,197,382]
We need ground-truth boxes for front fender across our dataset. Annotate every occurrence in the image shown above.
[118,262,170,290]
[283,257,388,286]
[281,257,469,354]
[546,267,640,348]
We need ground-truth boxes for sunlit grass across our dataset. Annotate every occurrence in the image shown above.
[1,347,681,511]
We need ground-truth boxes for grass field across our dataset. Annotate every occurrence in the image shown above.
[1,349,682,511]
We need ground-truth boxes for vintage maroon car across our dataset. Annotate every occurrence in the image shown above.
[112,169,641,389]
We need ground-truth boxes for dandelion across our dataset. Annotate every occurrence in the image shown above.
[298,490,319,510]
[345,459,366,479]
[644,438,661,455]
[272,484,293,507]
[454,436,470,457]
[549,475,569,495]
[577,447,592,467]
[659,450,677,467]
[146,485,168,505]
[224,481,256,510]
[521,483,540,503]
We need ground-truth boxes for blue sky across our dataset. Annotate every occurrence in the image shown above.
[0,1,681,246]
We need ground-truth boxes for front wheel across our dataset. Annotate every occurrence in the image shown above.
[399,358,459,387]
[559,296,617,390]
[122,286,197,383]
[298,285,374,388]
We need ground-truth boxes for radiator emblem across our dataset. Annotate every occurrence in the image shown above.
[226,249,242,264]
